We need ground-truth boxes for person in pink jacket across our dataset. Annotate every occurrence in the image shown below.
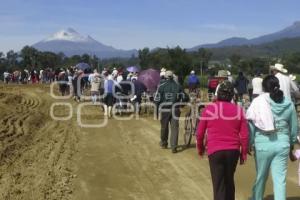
[196,80,249,200]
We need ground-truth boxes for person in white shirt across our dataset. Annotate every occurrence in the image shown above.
[3,71,10,84]
[271,63,299,100]
[252,72,263,99]
[227,71,234,83]
[116,73,123,83]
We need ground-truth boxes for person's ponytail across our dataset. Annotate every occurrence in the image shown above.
[270,86,284,103]
[262,75,284,103]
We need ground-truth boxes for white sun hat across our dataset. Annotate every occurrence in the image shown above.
[289,74,296,81]
[271,63,288,74]
[165,70,173,78]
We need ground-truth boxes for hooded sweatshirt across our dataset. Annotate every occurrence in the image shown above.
[196,101,249,161]
[249,97,298,146]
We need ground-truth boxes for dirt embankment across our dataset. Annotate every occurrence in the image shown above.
[0,85,79,200]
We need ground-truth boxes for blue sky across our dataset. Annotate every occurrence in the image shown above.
[1,0,300,52]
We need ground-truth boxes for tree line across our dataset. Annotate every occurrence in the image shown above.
[1,45,300,78]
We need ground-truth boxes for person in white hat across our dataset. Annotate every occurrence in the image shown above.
[154,70,189,153]
[159,68,167,85]
[271,63,299,99]
[289,74,300,108]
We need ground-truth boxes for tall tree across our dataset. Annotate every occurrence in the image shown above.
[20,46,39,69]
[197,48,213,75]
[138,48,150,68]
[6,50,18,68]
[167,46,192,76]
[81,54,91,64]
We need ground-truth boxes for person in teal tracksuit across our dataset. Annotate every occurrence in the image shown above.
[247,75,298,200]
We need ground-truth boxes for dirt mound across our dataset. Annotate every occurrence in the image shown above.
[0,85,79,200]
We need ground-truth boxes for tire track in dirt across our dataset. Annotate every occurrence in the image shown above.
[0,92,40,164]
[0,85,79,200]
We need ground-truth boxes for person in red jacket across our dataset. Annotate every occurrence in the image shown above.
[196,80,249,200]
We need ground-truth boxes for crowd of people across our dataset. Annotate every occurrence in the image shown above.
[2,63,300,199]
[2,68,59,84]
[153,63,300,199]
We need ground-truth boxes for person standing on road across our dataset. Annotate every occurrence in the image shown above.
[271,63,299,100]
[234,72,249,102]
[89,70,101,104]
[247,75,298,200]
[3,71,10,84]
[252,72,263,99]
[154,70,189,153]
[131,77,146,114]
[196,80,249,200]
[188,70,200,93]
[104,75,119,118]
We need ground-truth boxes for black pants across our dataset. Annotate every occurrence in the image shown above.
[248,89,253,102]
[208,150,240,200]
[160,108,180,149]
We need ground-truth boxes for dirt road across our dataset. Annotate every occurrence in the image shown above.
[0,84,299,200]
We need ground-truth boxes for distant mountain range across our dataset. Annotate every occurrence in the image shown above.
[32,21,300,58]
[32,28,137,58]
[208,37,300,60]
[189,21,300,50]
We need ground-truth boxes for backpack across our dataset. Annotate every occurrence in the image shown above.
[208,78,219,89]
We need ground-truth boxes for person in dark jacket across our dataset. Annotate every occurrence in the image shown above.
[234,72,249,102]
[72,70,85,102]
[154,70,189,153]
[131,78,146,114]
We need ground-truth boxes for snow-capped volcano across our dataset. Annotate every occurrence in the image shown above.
[44,28,89,42]
[33,28,137,58]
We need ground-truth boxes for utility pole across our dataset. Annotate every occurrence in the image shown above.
[200,61,203,77]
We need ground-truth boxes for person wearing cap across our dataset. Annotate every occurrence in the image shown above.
[271,63,299,99]
[197,80,249,200]
[154,70,189,153]
[188,70,200,93]
[211,70,229,101]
